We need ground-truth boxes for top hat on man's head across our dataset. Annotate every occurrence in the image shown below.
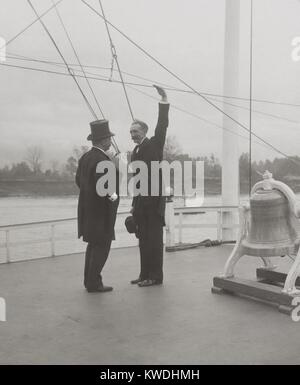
[87,119,115,141]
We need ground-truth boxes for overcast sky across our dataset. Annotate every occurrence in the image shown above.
[1,0,300,169]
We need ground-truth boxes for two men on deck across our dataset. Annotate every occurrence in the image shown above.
[76,85,170,292]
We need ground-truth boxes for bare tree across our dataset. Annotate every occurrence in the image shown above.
[25,146,43,174]
[64,146,89,178]
[163,135,182,162]
[65,156,77,178]
[50,160,60,173]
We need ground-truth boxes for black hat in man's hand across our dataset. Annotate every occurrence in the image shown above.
[125,215,137,234]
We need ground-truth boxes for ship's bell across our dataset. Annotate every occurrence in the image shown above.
[242,188,300,257]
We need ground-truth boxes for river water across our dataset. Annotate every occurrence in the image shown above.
[0,194,299,263]
[0,194,256,226]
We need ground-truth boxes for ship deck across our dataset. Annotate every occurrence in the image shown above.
[0,245,299,365]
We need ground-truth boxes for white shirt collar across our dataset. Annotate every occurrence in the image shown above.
[139,137,147,146]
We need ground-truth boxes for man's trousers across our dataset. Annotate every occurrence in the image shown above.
[136,205,164,282]
[84,239,112,290]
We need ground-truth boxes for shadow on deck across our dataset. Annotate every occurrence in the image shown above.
[0,245,299,364]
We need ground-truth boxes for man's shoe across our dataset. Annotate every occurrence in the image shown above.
[130,278,142,284]
[87,285,113,293]
[138,279,162,287]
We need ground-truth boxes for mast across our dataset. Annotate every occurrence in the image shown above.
[222,0,240,241]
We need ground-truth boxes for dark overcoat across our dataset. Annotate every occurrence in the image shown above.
[131,102,170,223]
[76,147,119,244]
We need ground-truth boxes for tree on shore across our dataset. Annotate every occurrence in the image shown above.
[0,140,299,191]
[25,146,43,174]
[64,146,89,178]
[164,135,182,162]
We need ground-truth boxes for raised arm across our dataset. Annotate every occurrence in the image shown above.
[154,85,168,103]
[153,85,169,153]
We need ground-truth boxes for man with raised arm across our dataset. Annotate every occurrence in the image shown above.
[130,85,170,287]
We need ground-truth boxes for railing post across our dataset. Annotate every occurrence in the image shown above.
[165,198,175,248]
[217,209,222,241]
[5,230,10,263]
[51,224,55,257]
[178,212,183,244]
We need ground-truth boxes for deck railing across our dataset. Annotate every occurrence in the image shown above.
[0,203,239,264]
[165,203,239,247]
[0,217,79,263]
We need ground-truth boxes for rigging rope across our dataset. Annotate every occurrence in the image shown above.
[0,60,256,146]
[1,0,64,50]
[130,86,252,142]
[6,52,300,108]
[81,0,300,168]
[98,0,134,120]
[109,55,115,82]
[2,1,299,164]
[249,0,254,196]
[7,51,300,125]
[27,0,98,120]
[0,61,156,88]
[3,60,300,162]
[2,60,246,143]
[51,0,105,118]
[28,0,120,153]
[128,85,272,151]
[209,96,300,125]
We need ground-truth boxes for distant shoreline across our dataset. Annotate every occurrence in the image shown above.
[0,180,78,197]
[0,179,299,197]
[0,179,222,197]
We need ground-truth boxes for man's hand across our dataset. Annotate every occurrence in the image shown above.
[153,85,168,102]
[108,192,118,202]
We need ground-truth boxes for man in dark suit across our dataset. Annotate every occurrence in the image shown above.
[76,120,119,293]
[130,85,169,287]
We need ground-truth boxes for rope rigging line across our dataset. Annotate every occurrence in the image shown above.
[0,60,230,144]
[7,51,181,91]
[209,97,300,125]
[98,0,134,120]
[0,57,267,147]
[0,61,156,88]
[6,52,210,97]
[249,0,254,196]
[26,0,98,120]
[81,0,300,168]
[0,58,248,144]
[2,60,299,163]
[0,0,64,50]
[128,85,274,152]
[0,61,109,80]
[6,52,300,108]
[3,59,300,140]
[50,0,105,118]
[109,55,115,82]
[0,60,257,147]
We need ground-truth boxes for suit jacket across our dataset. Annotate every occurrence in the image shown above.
[76,147,119,244]
[131,102,170,222]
